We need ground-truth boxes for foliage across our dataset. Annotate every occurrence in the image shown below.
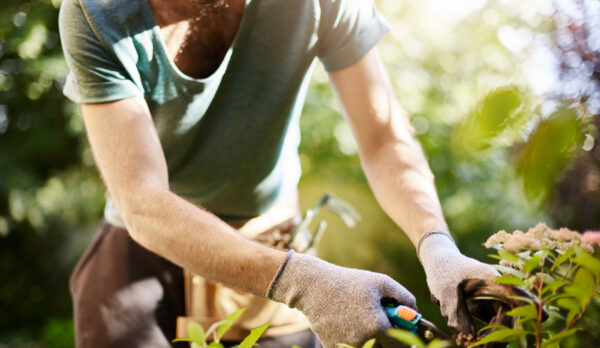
[0,0,105,341]
[173,308,270,348]
[338,338,376,348]
[337,329,452,348]
[339,224,600,348]
[476,223,600,347]
[514,106,587,201]
[387,329,453,348]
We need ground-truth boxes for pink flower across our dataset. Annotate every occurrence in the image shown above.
[582,231,600,247]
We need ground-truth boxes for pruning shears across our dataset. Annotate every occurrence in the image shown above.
[385,305,452,341]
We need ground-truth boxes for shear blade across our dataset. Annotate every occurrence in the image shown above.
[418,318,452,340]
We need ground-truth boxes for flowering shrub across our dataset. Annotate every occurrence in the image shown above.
[475,223,600,347]
[381,223,600,348]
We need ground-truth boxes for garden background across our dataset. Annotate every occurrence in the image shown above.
[0,0,598,346]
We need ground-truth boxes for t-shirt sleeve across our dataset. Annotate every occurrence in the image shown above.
[58,0,142,104]
[317,0,390,72]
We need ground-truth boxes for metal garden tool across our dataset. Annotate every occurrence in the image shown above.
[385,304,452,342]
[285,192,361,251]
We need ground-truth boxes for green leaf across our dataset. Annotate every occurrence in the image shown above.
[569,268,596,308]
[292,346,303,348]
[518,250,532,260]
[493,265,526,278]
[477,324,510,335]
[572,253,600,277]
[495,275,525,287]
[427,338,453,348]
[541,328,580,347]
[187,322,206,345]
[472,296,506,303]
[543,342,560,348]
[543,273,556,284]
[206,320,227,338]
[555,296,579,325]
[217,308,247,341]
[208,342,224,348]
[514,317,533,326]
[172,338,193,342]
[451,86,527,154]
[468,328,527,347]
[387,329,425,348]
[566,309,578,325]
[542,279,565,296]
[544,279,567,291]
[552,248,575,270]
[237,323,270,348]
[506,295,535,304]
[543,306,565,327]
[515,107,583,200]
[361,338,376,348]
[506,304,537,320]
[524,255,543,274]
[498,250,520,264]
[555,297,579,311]
[525,274,539,289]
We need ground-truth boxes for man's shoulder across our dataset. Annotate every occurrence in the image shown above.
[60,0,147,42]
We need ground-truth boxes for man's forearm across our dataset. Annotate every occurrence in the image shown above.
[119,185,287,296]
[361,122,449,246]
[81,98,286,297]
[328,49,449,247]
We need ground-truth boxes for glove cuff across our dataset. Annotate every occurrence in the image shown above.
[266,250,296,298]
[418,231,461,275]
[417,230,456,258]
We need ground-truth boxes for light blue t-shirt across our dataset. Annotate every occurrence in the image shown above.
[59,0,389,226]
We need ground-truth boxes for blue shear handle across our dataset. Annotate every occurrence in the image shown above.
[385,305,422,334]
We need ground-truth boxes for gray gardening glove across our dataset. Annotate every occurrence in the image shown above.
[267,250,417,348]
[418,231,502,334]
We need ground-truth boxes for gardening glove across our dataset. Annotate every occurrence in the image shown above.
[418,231,533,335]
[267,250,417,348]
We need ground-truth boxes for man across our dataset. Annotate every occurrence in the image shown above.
[59,0,504,347]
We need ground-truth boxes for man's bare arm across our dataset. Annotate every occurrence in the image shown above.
[329,49,518,335]
[328,48,448,246]
[81,97,286,296]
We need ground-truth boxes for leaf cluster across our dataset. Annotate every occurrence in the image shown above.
[479,241,600,348]
[173,309,270,348]
[337,329,452,348]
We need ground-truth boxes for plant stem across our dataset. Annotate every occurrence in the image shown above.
[535,273,546,348]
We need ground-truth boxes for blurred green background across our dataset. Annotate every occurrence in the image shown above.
[0,0,599,346]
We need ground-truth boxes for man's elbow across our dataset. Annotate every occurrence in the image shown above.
[113,185,170,247]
